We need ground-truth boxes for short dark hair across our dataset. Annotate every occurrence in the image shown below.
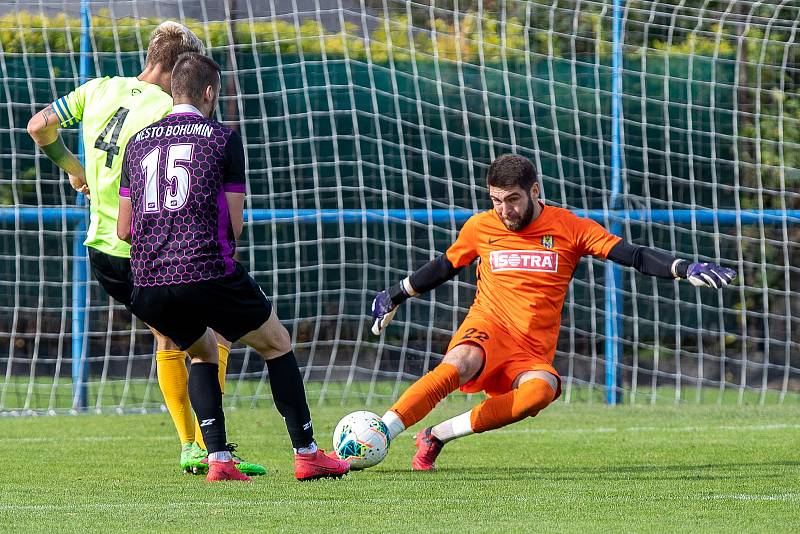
[171,53,221,102]
[486,154,538,191]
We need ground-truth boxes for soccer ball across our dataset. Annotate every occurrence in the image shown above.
[332,411,390,470]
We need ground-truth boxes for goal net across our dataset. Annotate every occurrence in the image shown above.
[1,0,798,414]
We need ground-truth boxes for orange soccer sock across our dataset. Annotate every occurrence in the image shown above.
[156,350,194,445]
[194,344,230,450]
[388,363,461,429]
[469,378,556,434]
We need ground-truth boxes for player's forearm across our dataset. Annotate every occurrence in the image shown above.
[117,198,132,243]
[372,255,464,335]
[224,192,245,241]
[118,227,131,243]
[231,218,243,241]
[388,255,463,305]
[607,241,689,279]
[40,137,85,178]
[28,106,85,178]
[409,254,463,293]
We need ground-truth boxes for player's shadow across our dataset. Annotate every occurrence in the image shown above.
[378,460,799,482]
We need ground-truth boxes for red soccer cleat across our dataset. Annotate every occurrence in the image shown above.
[412,427,444,471]
[197,443,267,476]
[294,449,350,481]
[206,460,252,482]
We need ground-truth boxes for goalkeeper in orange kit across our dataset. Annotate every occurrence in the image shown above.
[371,154,737,470]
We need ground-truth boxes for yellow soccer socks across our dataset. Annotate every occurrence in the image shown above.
[156,350,194,445]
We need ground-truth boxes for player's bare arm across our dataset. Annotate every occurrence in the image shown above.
[27,104,88,196]
[117,196,132,243]
[225,192,245,240]
[219,120,246,246]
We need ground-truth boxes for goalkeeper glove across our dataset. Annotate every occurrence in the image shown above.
[685,262,737,288]
[371,281,413,335]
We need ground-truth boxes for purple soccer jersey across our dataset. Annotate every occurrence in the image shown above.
[121,112,246,286]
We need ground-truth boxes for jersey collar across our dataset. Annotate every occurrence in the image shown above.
[170,103,204,117]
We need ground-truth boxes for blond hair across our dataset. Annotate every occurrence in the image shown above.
[145,21,205,71]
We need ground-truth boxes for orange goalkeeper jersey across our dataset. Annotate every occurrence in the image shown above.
[445,203,622,361]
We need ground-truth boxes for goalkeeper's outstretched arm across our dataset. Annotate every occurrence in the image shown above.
[606,241,737,288]
[371,255,462,335]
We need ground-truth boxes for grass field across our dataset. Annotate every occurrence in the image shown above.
[3,399,800,533]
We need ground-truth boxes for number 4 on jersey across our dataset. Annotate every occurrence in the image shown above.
[95,107,129,168]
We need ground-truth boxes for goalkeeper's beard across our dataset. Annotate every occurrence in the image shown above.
[502,194,535,232]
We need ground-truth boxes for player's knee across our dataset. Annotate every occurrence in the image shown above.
[186,329,218,364]
[154,333,180,352]
[442,344,485,385]
[251,324,291,360]
[147,324,178,351]
[212,330,231,349]
[271,325,291,355]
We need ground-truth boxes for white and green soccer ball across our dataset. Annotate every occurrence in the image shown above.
[332,411,390,470]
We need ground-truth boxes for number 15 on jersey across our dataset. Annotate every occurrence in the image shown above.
[140,144,194,213]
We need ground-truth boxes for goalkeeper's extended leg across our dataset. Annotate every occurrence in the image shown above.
[412,372,557,471]
[380,343,484,442]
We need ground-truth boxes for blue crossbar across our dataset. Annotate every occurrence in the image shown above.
[3,207,800,225]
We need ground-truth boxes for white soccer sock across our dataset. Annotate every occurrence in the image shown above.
[208,451,232,462]
[431,411,474,444]
[295,442,318,455]
[382,410,406,440]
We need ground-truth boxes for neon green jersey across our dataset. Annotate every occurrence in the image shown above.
[53,76,172,257]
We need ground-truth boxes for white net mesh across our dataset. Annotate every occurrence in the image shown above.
[0,0,798,413]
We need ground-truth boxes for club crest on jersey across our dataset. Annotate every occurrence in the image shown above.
[489,250,558,272]
[541,235,554,249]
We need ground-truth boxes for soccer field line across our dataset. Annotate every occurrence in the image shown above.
[701,494,800,502]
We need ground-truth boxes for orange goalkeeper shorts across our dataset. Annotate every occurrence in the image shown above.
[447,309,562,399]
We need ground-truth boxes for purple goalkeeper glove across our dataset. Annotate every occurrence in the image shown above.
[686,263,737,288]
[371,283,411,335]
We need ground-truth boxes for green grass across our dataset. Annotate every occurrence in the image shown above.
[5,376,798,413]
[3,400,800,533]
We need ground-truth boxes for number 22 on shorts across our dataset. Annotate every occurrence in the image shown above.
[461,328,489,342]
